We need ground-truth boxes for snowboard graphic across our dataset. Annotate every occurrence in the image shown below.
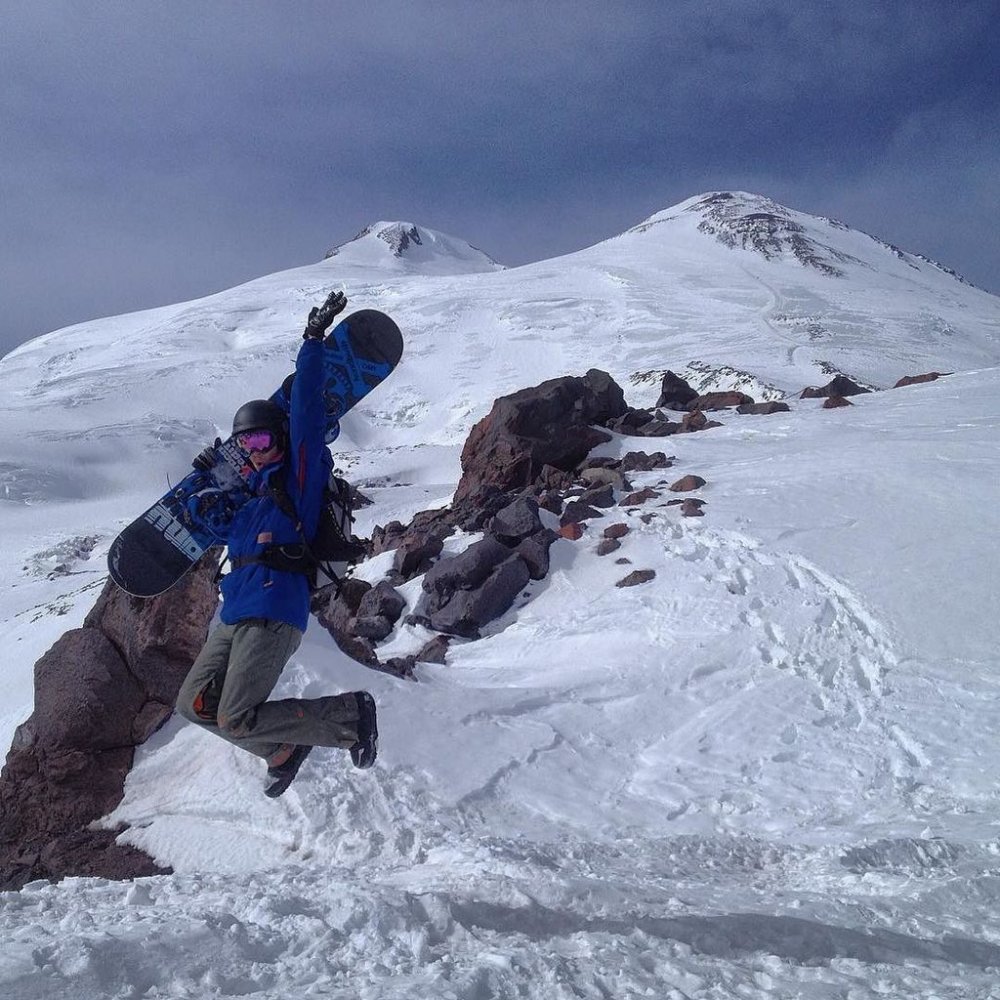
[108,309,403,598]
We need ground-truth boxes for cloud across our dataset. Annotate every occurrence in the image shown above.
[1,0,997,354]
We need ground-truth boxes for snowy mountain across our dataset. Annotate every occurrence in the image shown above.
[2,194,1000,997]
[324,221,505,275]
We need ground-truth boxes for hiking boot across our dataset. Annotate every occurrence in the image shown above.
[264,744,313,798]
[349,691,378,769]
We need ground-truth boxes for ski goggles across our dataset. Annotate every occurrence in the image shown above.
[236,429,278,453]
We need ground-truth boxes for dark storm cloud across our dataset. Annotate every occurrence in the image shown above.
[2,1,997,355]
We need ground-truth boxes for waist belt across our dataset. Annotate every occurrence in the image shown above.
[230,545,312,575]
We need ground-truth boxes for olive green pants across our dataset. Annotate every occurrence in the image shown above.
[176,619,361,766]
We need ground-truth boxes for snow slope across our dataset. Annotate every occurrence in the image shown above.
[1,195,1000,997]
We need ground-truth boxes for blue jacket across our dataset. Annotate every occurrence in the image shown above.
[206,338,330,632]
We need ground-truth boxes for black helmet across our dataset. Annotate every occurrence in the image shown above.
[232,399,287,437]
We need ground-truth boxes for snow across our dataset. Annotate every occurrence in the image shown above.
[2,194,1000,997]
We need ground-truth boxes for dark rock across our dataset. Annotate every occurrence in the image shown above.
[823,395,853,409]
[516,528,558,580]
[370,520,407,555]
[737,401,791,415]
[655,371,699,408]
[669,475,707,492]
[454,369,627,501]
[615,557,632,565]
[560,501,603,525]
[357,581,407,626]
[689,391,754,410]
[559,522,585,540]
[620,488,660,506]
[379,656,417,680]
[801,375,871,399]
[536,464,574,491]
[416,635,452,665]
[488,496,543,545]
[604,523,630,539]
[421,536,511,612]
[634,418,680,437]
[679,499,705,517]
[313,578,380,667]
[353,615,394,642]
[616,570,657,588]
[0,553,220,889]
[620,451,672,472]
[596,538,621,556]
[536,491,564,515]
[392,532,445,581]
[666,497,706,507]
[894,372,949,388]
[579,484,615,509]
[606,408,654,434]
[427,556,531,638]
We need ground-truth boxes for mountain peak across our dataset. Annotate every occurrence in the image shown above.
[324,222,504,275]
[625,191,977,286]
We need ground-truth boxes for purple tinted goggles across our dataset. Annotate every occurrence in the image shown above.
[237,429,277,453]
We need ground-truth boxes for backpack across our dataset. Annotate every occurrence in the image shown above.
[230,470,366,590]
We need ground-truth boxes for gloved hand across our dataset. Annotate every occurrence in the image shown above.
[303,290,347,340]
[192,438,222,471]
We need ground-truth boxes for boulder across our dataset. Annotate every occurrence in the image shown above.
[679,410,723,433]
[357,580,407,625]
[560,501,604,526]
[801,375,870,399]
[679,499,706,517]
[669,475,707,492]
[688,391,754,410]
[578,484,615,509]
[737,401,791,415]
[620,488,660,506]
[516,528,558,580]
[393,531,446,581]
[596,538,621,556]
[421,537,511,612]
[488,496,543,545]
[620,451,672,472]
[416,635,452,665]
[604,523,630,540]
[426,556,530,639]
[559,522,585,541]
[454,369,627,501]
[655,371,699,409]
[616,570,657,588]
[0,552,219,890]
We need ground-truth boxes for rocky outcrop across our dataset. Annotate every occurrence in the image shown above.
[0,552,220,890]
[737,401,791,415]
[689,391,754,411]
[894,372,949,388]
[823,395,853,409]
[655,371,699,409]
[454,369,627,501]
[801,376,870,399]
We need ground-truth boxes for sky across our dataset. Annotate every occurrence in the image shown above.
[2,0,998,356]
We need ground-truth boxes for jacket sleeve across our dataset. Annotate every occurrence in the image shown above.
[288,337,328,538]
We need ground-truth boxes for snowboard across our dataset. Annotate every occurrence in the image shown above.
[107,309,403,598]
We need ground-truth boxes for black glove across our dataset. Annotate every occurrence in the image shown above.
[192,438,222,471]
[303,290,347,340]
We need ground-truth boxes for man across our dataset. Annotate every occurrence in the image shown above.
[176,291,377,798]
